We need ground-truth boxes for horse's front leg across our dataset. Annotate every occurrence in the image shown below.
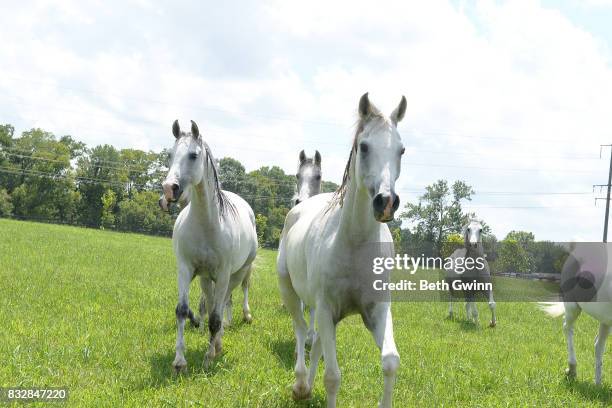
[488,288,496,327]
[363,302,400,408]
[317,306,341,408]
[172,262,194,373]
[204,270,230,369]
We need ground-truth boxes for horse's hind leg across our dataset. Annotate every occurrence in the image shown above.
[306,305,316,346]
[173,262,194,373]
[595,322,610,385]
[241,264,253,323]
[564,302,581,378]
[362,302,400,408]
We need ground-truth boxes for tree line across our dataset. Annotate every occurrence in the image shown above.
[0,123,566,272]
[0,124,336,247]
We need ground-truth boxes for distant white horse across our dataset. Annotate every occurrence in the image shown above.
[445,219,496,327]
[292,149,322,346]
[277,93,406,408]
[293,149,322,206]
[161,120,257,372]
[541,243,612,385]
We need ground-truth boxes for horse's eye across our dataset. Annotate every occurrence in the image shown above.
[360,142,369,153]
[315,175,321,180]
[400,147,405,155]
[296,174,300,179]
[188,152,198,160]
[467,228,471,233]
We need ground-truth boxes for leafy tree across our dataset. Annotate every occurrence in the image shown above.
[495,238,532,274]
[0,188,13,217]
[77,145,123,227]
[255,214,267,246]
[321,180,339,193]
[100,190,117,229]
[116,191,174,235]
[401,180,476,256]
[441,233,464,258]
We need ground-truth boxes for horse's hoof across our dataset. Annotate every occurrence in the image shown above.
[489,321,496,328]
[172,357,187,374]
[566,364,577,379]
[292,382,312,401]
[243,313,253,324]
[447,313,454,320]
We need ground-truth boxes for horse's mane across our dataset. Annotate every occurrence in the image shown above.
[201,139,236,217]
[328,108,385,210]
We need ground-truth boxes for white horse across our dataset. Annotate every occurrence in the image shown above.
[541,242,612,385]
[161,120,257,372]
[445,219,496,327]
[277,93,406,408]
[293,149,322,346]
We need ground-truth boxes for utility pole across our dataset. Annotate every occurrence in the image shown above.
[594,144,612,242]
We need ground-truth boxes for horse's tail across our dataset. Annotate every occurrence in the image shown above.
[538,302,565,318]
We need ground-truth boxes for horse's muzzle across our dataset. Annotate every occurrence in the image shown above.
[373,192,400,223]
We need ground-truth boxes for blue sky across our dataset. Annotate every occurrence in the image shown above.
[2,0,612,241]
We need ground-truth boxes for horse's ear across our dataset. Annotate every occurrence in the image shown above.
[299,150,306,163]
[190,120,200,139]
[390,95,407,125]
[314,150,321,165]
[358,92,371,118]
[172,120,180,138]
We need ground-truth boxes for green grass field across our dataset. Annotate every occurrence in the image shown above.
[1,218,611,407]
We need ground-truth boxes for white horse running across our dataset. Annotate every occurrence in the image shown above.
[161,120,257,372]
[277,93,406,408]
[541,243,612,385]
[445,219,496,327]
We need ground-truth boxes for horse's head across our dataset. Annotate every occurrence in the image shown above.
[354,93,406,222]
[161,120,205,205]
[294,150,322,206]
[464,219,484,249]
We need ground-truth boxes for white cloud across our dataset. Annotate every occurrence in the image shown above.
[1,0,612,240]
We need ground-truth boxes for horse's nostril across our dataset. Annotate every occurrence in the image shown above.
[373,193,385,212]
[295,199,301,205]
[171,184,180,200]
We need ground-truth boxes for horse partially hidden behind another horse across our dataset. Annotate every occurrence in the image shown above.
[161,120,257,372]
[277,93,406,408]
[293,149,322,206]
[293,149,322,346]
[445,219,496,327]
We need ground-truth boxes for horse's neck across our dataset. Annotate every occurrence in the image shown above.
[338,175,379,242]
[189,175,221,229]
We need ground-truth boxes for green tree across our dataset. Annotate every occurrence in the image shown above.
[495,238,532,274]
[100,189,117,229]
[116,191,174,235]
[401,180,476,256]
[77,145,123,227]
[0,188,13,217]
[255,213,267,247]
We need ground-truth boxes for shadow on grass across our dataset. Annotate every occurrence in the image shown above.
[130,346,234,391]
[445,314,480,332]
[270,338,295,370]
[563,378,612,404]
